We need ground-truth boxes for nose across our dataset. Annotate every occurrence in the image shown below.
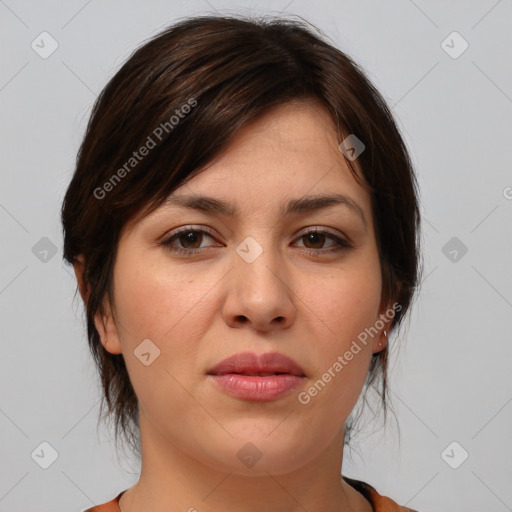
[221,240,297,333]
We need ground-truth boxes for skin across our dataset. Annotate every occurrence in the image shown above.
[75,99,394,512]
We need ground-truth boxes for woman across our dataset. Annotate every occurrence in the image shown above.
[62,14,422,512]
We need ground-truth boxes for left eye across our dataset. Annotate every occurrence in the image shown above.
[160,228,352,255]
[295,230,350,250]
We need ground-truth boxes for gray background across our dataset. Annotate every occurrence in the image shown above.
[1,0,511,511]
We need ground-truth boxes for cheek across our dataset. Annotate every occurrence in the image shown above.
[302,261,382,343]
[111,255,216,415]
[113,254,214,342]
[111,254,224,402]
[297,263,381,405]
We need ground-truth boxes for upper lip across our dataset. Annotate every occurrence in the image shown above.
[207,351,305,377]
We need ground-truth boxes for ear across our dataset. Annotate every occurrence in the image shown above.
[371,297,397,355]
[72,254,123,355]
[73,254,89,303]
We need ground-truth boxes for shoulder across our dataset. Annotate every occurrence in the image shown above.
[81,490,126,512]
[342,476,420,512]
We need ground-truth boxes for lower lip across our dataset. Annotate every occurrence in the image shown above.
[209,374,304,401]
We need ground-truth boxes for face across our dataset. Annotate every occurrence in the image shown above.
[79,100,393,476]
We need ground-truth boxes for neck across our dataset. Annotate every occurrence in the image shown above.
[118,411,372,512]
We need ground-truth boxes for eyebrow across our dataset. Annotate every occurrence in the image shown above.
[163,193,367,229]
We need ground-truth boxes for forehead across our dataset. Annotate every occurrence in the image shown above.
[172,100,370,209]
[126,99,373,233]
[207,100,351,171]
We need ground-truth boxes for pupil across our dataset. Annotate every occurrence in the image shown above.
[306,233,323,248]
[183,232,200,247]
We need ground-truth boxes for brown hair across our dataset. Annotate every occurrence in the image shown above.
[61,14,422,457]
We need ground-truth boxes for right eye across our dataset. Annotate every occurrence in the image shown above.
[160,227,222,255]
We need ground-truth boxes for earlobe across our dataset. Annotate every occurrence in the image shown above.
[380,329,388,349]
[73,255,123,355]
[94,305,123,355]
[100,336,123,355]
[372,327,389,354]
[373,295,400,353]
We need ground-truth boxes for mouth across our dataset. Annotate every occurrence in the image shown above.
[223,372,291,376]
[207,373,304,402]
[207,351,306,377]
[206,351,305,402]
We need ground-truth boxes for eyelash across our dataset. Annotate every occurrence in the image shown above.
[160,226,353,257]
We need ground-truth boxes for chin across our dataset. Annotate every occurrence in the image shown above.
[198,430,318,477]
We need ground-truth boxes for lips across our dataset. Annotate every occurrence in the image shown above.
[207,351,305,377]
